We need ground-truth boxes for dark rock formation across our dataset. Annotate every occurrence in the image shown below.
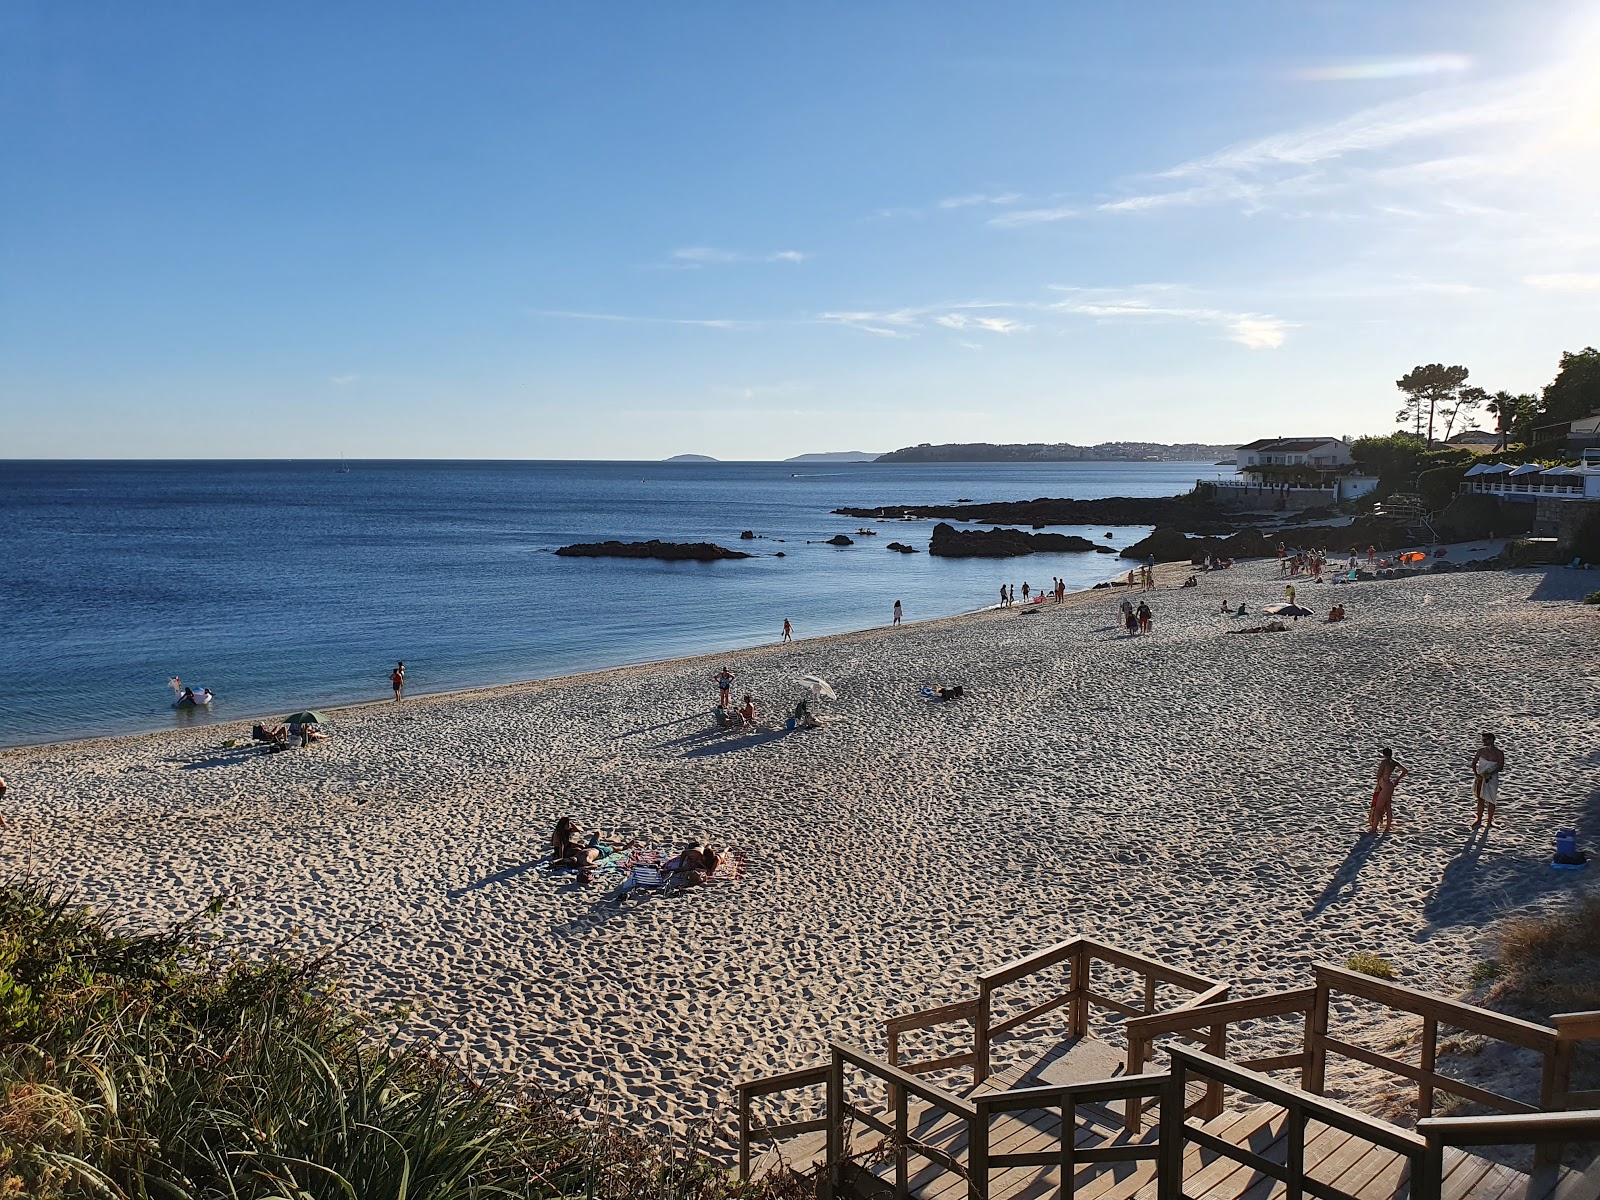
[555,540,751,562]
[826,534,854,546]
[739,530,755,539]
[928,523,1099,558]
[1119,518,1422,563]
[886,542,919,553]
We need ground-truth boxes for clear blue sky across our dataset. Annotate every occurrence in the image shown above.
[4,1,1598,459]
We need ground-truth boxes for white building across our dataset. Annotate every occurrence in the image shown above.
[1235,437,1354,477]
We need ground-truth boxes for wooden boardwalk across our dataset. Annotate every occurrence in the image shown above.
[736,937,1600,1200]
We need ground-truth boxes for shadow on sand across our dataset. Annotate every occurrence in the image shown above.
[1306,833,1384,918]
[446,859,546,898]
[681,728,793,757]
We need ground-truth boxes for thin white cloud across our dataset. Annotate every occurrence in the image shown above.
[1048,287,1292,349]
[1523,273,1600,291]
[939,191,1022,208]
[1289,54,1473,83]
[933,313,1030,334]
[815,309,922,338]
[988,205,1077,227]
[329,374,360,386]
[662,246,810,268]
[1098,70,1559,214]
[529,308,757,330]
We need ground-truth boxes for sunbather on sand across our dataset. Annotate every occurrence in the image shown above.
[551,815,610,868]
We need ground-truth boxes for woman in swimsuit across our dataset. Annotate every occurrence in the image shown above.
[1368,748,1408,833]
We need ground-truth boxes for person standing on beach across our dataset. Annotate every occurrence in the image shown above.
[782,618,792,643]
[1471,732,1506,827]
[1021,582,1029,603]
[892,599,902,625]
[1137,601,1152,634]
[1368,748,1407,833]
[390,661,405,701]
[714,667,736,709]
[1285,583,1297,605]
[1006,584,1015,607]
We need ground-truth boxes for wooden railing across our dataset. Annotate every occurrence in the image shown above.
[1555,1010,1600,1110]
[883,936,1224,1087]
[1123,986,1319,1132]
[972,1072,1172,1200]
[734,1063,830,1181]
[1307,965,1566,1123]
[1164,1046,1437,1200]
[1419,1108,1600,1190]
[831,1040,979,1198]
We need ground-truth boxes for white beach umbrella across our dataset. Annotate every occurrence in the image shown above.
[797,674,838,700]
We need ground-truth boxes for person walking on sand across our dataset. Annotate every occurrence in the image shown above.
[1137,601,1152,634]
[390,661,405,701]
[999,584,1008,609]
[1368,748,1408,833]
[1285,583,1296,605]
[1006,584,1015,607]
[782,618,792,643]
[714,667,736,710]
[1471,732,1507,827]
[892,599,902,625]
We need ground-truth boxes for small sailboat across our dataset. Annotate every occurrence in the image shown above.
[337,453,351,474]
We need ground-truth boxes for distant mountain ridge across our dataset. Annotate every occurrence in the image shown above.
[784,451,879,462]
[876,441,1235,463]
[664,454,717,462]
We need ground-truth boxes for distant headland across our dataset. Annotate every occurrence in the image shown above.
[784,451,880,463]
[875,441,1235,463]
[663,454,718,462]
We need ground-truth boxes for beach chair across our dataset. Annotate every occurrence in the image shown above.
[252,724,291,753]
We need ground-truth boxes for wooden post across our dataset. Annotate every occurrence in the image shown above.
[1535,1038,1574,1167]
[827,1047,845,1185]
[1417,1135,1444,1200]
[1306,982,1330,1094]
[974,980,992,1084]
[1061,1099,1077,1199]
[1070,945,1090,1038]
[894,1082,909,1199]
[968,1106,989,1200]
[1156,1068,1184,1200]
[1143,973,1158,1015]
[738,1089,751,1181]
[886,1029,902,1123]
[1202,1024,1225,1119]
[1418,1016,1437,1121]
[1285,1104,1305,1200]
[1125,1035,1146,1134]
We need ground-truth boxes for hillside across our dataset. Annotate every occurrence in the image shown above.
[876,440,1235,463]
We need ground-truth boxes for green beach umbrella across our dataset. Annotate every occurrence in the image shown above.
[282,710,327,725]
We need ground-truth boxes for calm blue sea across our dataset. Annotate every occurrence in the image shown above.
[0,459,1220,746]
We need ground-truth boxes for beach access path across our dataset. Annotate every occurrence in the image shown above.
[4,557,1598,1149]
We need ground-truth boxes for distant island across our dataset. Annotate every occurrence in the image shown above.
[875,441,1235,463]
[664,454,717,462]
[784,451,880,463]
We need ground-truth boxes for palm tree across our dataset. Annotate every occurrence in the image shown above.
[1484,390,1529,452]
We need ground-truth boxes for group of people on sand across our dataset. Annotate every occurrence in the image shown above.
[1367,733,1507,834]
[550,816,730,888]
[712,667,823,732]
[1118,596,1154,635]
[999,578,1068,608]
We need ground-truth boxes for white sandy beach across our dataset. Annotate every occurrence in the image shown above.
[5,556,1599,1150]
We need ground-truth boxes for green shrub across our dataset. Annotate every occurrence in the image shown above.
[1345,952,1397,980]
[1417,464,1470,511]
[1586,591,1600,605]
[1468,960,1501,987]
[0,880,768,1200]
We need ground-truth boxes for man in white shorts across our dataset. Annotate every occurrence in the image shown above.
[1471,732,1507,827]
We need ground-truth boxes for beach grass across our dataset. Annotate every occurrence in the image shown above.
[0,878,772,1200]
